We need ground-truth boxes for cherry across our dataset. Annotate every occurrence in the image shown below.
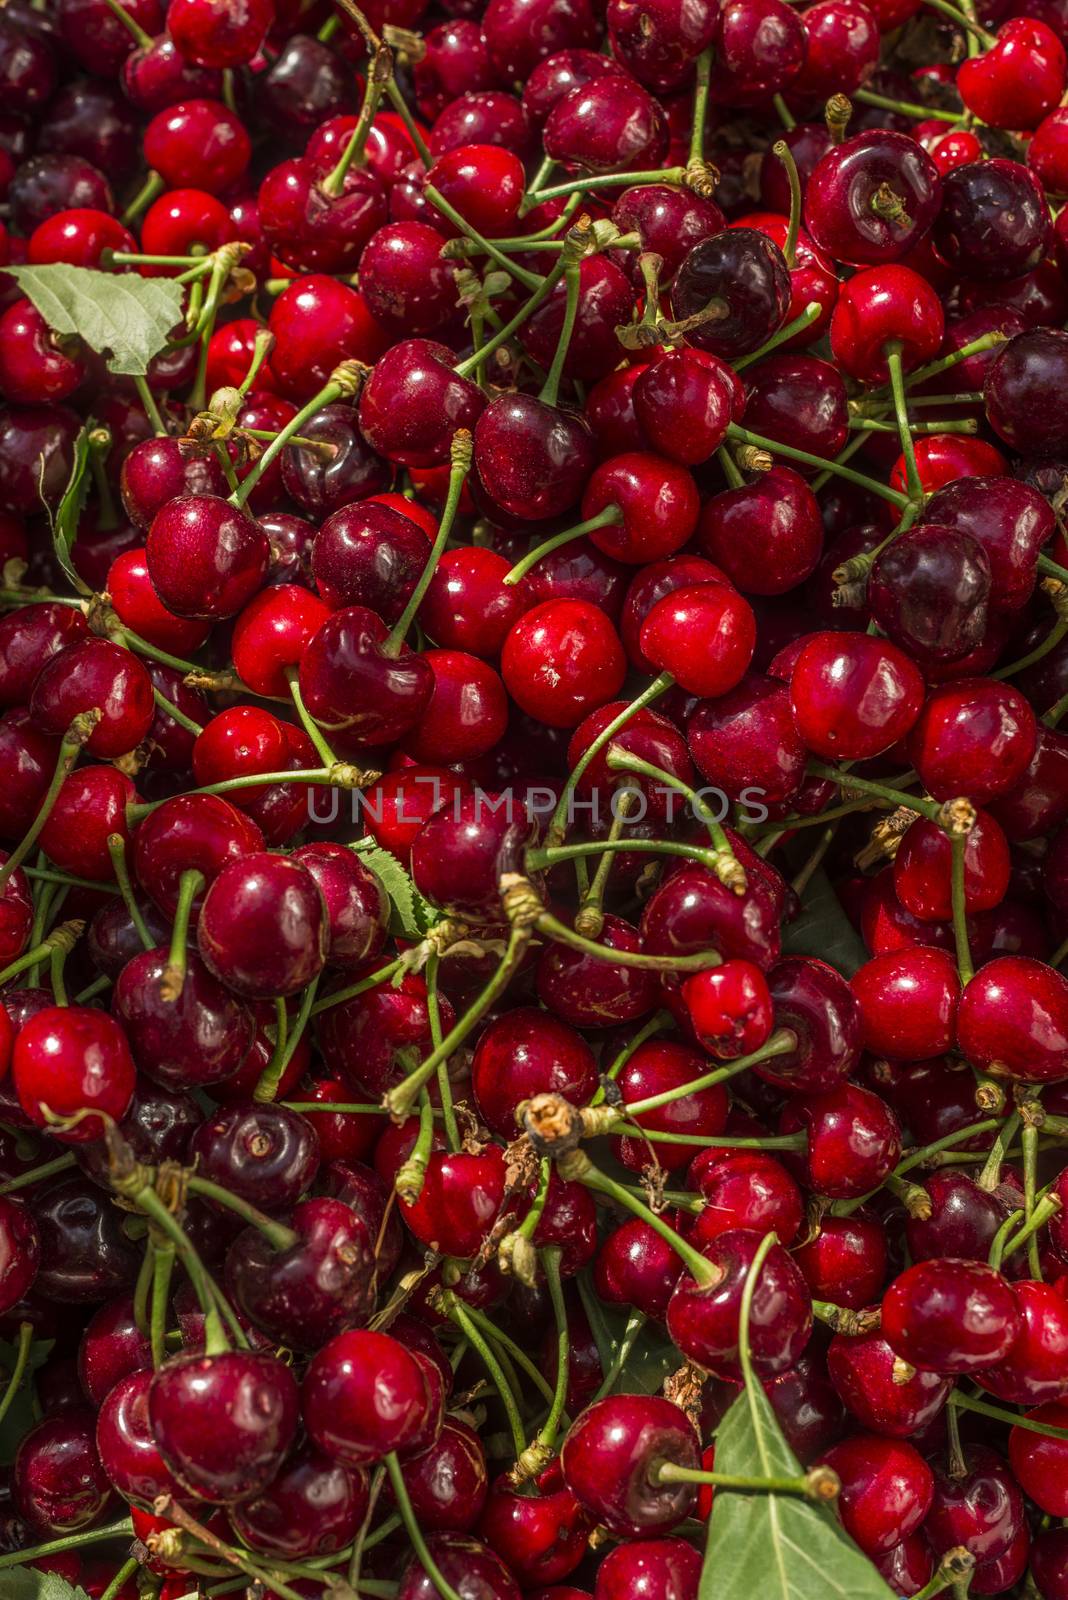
[0,858,32,969]
[77,1082,202,1190]
[907,677,1037,803]
[36,763,136,885]
[804,130,941,266]
[612,184,725,283]
[121,34,222,113]
[10,154,113,235]
[681,962,773,1059]
[670,228,792,360]
[149,1349,300,1504]
[537,912,659,1029]
[936,159,1051,284]
[594,1537,701,1600]
[639,583,756,699]
[851,948,961,1062]
[280,404,390,520]
[190,1102,319,1215]
[780,1081,901,1199]
[14,1410,112,1535]
[790,629,925,761]
[169,0,272,67]
[113,947,255,1092]
[827,1327,952,1437]
[904,1170,1016,1267]
[470,1007,597,1138]
[360,340,485,470]
[387,1417,487,1536]
[96,1367,181,1509]
[1009,1400,1068,1518]
[520,256,635,383]
[894,811,1011,923]
[415,22,499,119]
[699,469,823,599]
[613,1038,729,1174]
[595,1218,683,1319]
[358,221,458,340]
[817,1435,933,1558]
[227,1195,375,1351]
[145,493,269,621]
[143,97,250,196]
[668,1227,812,1378]
[13,1006,135,1144]
[398,1533,520,1600]
[419,547,530,659]
[108,548,210,657]
[260,34,358,131]
[31,636,153,759]
[759,957,862,1093]
[985,328,1068,460]
[0,298,86,406]
[311,500,429,620]
[560,1394,698,1539]
[630,351,735,468]
[0,404,83,515]
[33,1172,141,1302]
[401,1146,507,1259]
[318,967,456,1094]
[688,1149,803,1248]
[868,523,992,667]
[133,794,264,919]
[794,1211,889,1311]
[299,604,433,750]
[882,1258,1023,1374]
[958,17,1066,129]
[473,394,595,525]
[957,953,1068,1082]
[0,1195,39,1316]
[641,856,783,972]
[546,79,668,180]
[40,76,140,186]
[138,185,229,261]
[303,1328,439,1465]
[501,599,626,729]
[0,17,55,115]
[978,1280,1068,1406]
[268,276,388,404]
[1033,1529,1068,1600]
[687,673,807,812]
[830,263,944,383]
[789,0,880,100]
[120,436,224,532]
[889,434,1008,498]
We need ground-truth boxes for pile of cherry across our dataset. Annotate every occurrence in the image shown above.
[13,0,1068,1597]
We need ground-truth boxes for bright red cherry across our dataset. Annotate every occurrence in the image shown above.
[13,1006,136,1143]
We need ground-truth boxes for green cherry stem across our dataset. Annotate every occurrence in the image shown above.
[0,1519,135,1570]
[725,422,910,507]
[186,1174,300,1252]
[0,1321,33,1429]
[591,1307,646,1402]
[537,223,588,409]
[558,1147,719,1286]
[435,1295,528,1460]
[383,430,473,656]
[853,86,962,123]
[773,139,802,269]
[0,920,85,992]
[733,302,823,372]
[885,344,923,504]
[950,832,975,985]
[618,1029,797,1120]
[0,1151,77,1196]
[98,1559,140,1600]
[737,1229,778,1394]
[384,1453,467,1600]
[949,1389,1068,1438]
[149,1240,175,1368]
[515,1246,569,1475]
[322,42,393,198]
[254,975,318,1103]
[903,330,1007,390]
[536,908,722,972]
[502,504,625,586]
[160,868,204,1002]
[654,1461,838,1500]
[286,665,339,769]
[604,746,739,859]
[107,834,154,951]
[230,362,365,510]
[310,953,407,1015]
[459,1301,558,1409]
[425,950,460,1152]
[425,184,542,292]
[97,0,153,43]
[689,49,712,164]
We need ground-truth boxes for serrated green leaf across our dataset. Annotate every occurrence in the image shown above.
[44,423,93,595]
[779,868,867,978]
[701,1383,896,1600]
[8,264,184,376]
[0,1564,92,1600]
[350,838,433,940]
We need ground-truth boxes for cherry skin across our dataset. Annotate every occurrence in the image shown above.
[789,630,924,760]
[640,583,756,699]
[146,494,269,621]
[985,328,1068,460]
[1009,1402,1068,1517]
[318,968,456,1095]
[268,276,388,404]
[0,1194,39,1315]
[595,1218,683,1319]
[631,350,736,467]
[95,1367,182,1509]
[699,468,823,598]
[907,677,1037,803]
[226,1195,375,1352]
[403,649,509,763]
[594,1537,701,1600]
[31,637,153,760]
[168,0,272,67]
[14,1410,112,1535]
[935,159,1051,284]
[741,355,847,464]
[641,856,783,973]
[804,130,941,267]
[794,1211,889,1311]
[13,1006,135,1144]
[289,843,388,971]
[667,1227,812,1378]
[978,1281,1068,1405]
[612,183,726,282]
[868,523,991,667]
[957,955,1068,1083]
[196,852,327,1000]
[958,17,1066,130]
[470,1007,597,1139]
[0,299,86,405]
[420,547,531,659]
[1032,1528,1068,1600]
[613,1038,729,1175]
[108,547,211,657]
[360,340,485,471]
[904,1170,1017,1267]
[543,75,666,173]
[882,1258,1023,1374]
[189,1102,319,1215]
[780,1082,901,1199]
[501,599,626,729]
[566,700,694,824]
[894,811,1011,922]
[850,948,961,1062]
[759,957,862,1093]
[149,1350,300,1505]
[537,912,659,1029]
[299,605,433,751]
[398,1532,520,1600]
[142,97,250,195]
[520,256,636,384]
[401,1147,507,1260]
[121,33,222,113]
[312,500,429,620]
[560,1394,698,1539]
[826,1328,953,1437]
[830,263,944,383]
[303,1329,438,1466]
[681,962,773,1059]
[0,404,82,516]
[113,948,255,1093]
[686,672,808,810]
[231,584,332,699]
[816,1435,933,1558]
[687,1149,803,1248]
[230,1442,368,1561]
[397,1418,488,1534]
[473,393,595,524]
[789,0,880,100]
[670,228,792,361]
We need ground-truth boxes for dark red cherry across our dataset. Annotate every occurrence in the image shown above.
[96,1368,181,1509]
[894,811,1010,923]
[196,852,327,1000]
[358,221,457,339]
[882,1258,1023,1375]
[827,1327,952,1438]
[804,130,940,266]
[471,1007,597,1138]
[612,183,725,282]
[985,328,1068,460]
[473,394,595,523]
[226,1196,375,1352]
[631,350,735,467]
[299,605,433,751]
[259,34,358,131]
[543,76,667,173]
[190,1102,319,1215]
[289,843,387,971]
[868,524,991,666]
[707,0,807,103]
[398,1532,520,1600]
[817,1435,933,1558]
[360,340,486,470]
[521,256,635,383]
[670,229,791,360]
[32,1172,141,1302]
[230,1442,368,1562]
[397,1418,488,1534]
[303,1329,437,1465]
[401,1147,507,1260]
[77,1082,202,1192]
[699,469,823,598]
[0,602,88,708]
[0,404,82,514]
[907,677,1037,803]
[790,630,925,759]
[688,1149,803,1249]
[149,1350,299,1504]
[560,1394,699,1539]
[758,957,862,1093]
[537,912,659,1030]
[667,1228,812,1378]
[794,1211,888,1311]
[14,1409,111,1535]
[851,948,961,1063]
[133,794,263,920]
[113,949,255,1093]
[146,494,268,621]
[318,967,456,1095]
[935,160,1051,283]
[977,1282,1068,1405]
[280,404,390,520]
[640,858,782,972]
[904,1170,1015,1267]
[790,0,879,99]
[31,637,153,759]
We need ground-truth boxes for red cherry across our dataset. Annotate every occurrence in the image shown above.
[830,264,944,383]
[639,583,756,698]
[958,18,1067,130]
[501,599,626,728]
[851,948,961,1062]
[790,630,925,759]
[13,1006,136,1143]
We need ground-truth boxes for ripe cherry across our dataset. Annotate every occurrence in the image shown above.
[817,1435,933,1558]
[303,1329,439,1466]
[13,1006,135,1144]
[667,1227,812,1378]
[882,1258,1023,1374]
[790,630,924,760]
[827,1327,952,1437]
[804,130,941,267]
[560,1394,698,1539]
[149,1349,300,1504]
[907,677,1037,803]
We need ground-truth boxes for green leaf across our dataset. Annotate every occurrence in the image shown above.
[0,1565,92,1600]
[44,423,93,595]
[779,867,867,978]
[615,1319,677,1395]
[701,1383,896,1600]
[8,264,184,376]
[350,838,433,940]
